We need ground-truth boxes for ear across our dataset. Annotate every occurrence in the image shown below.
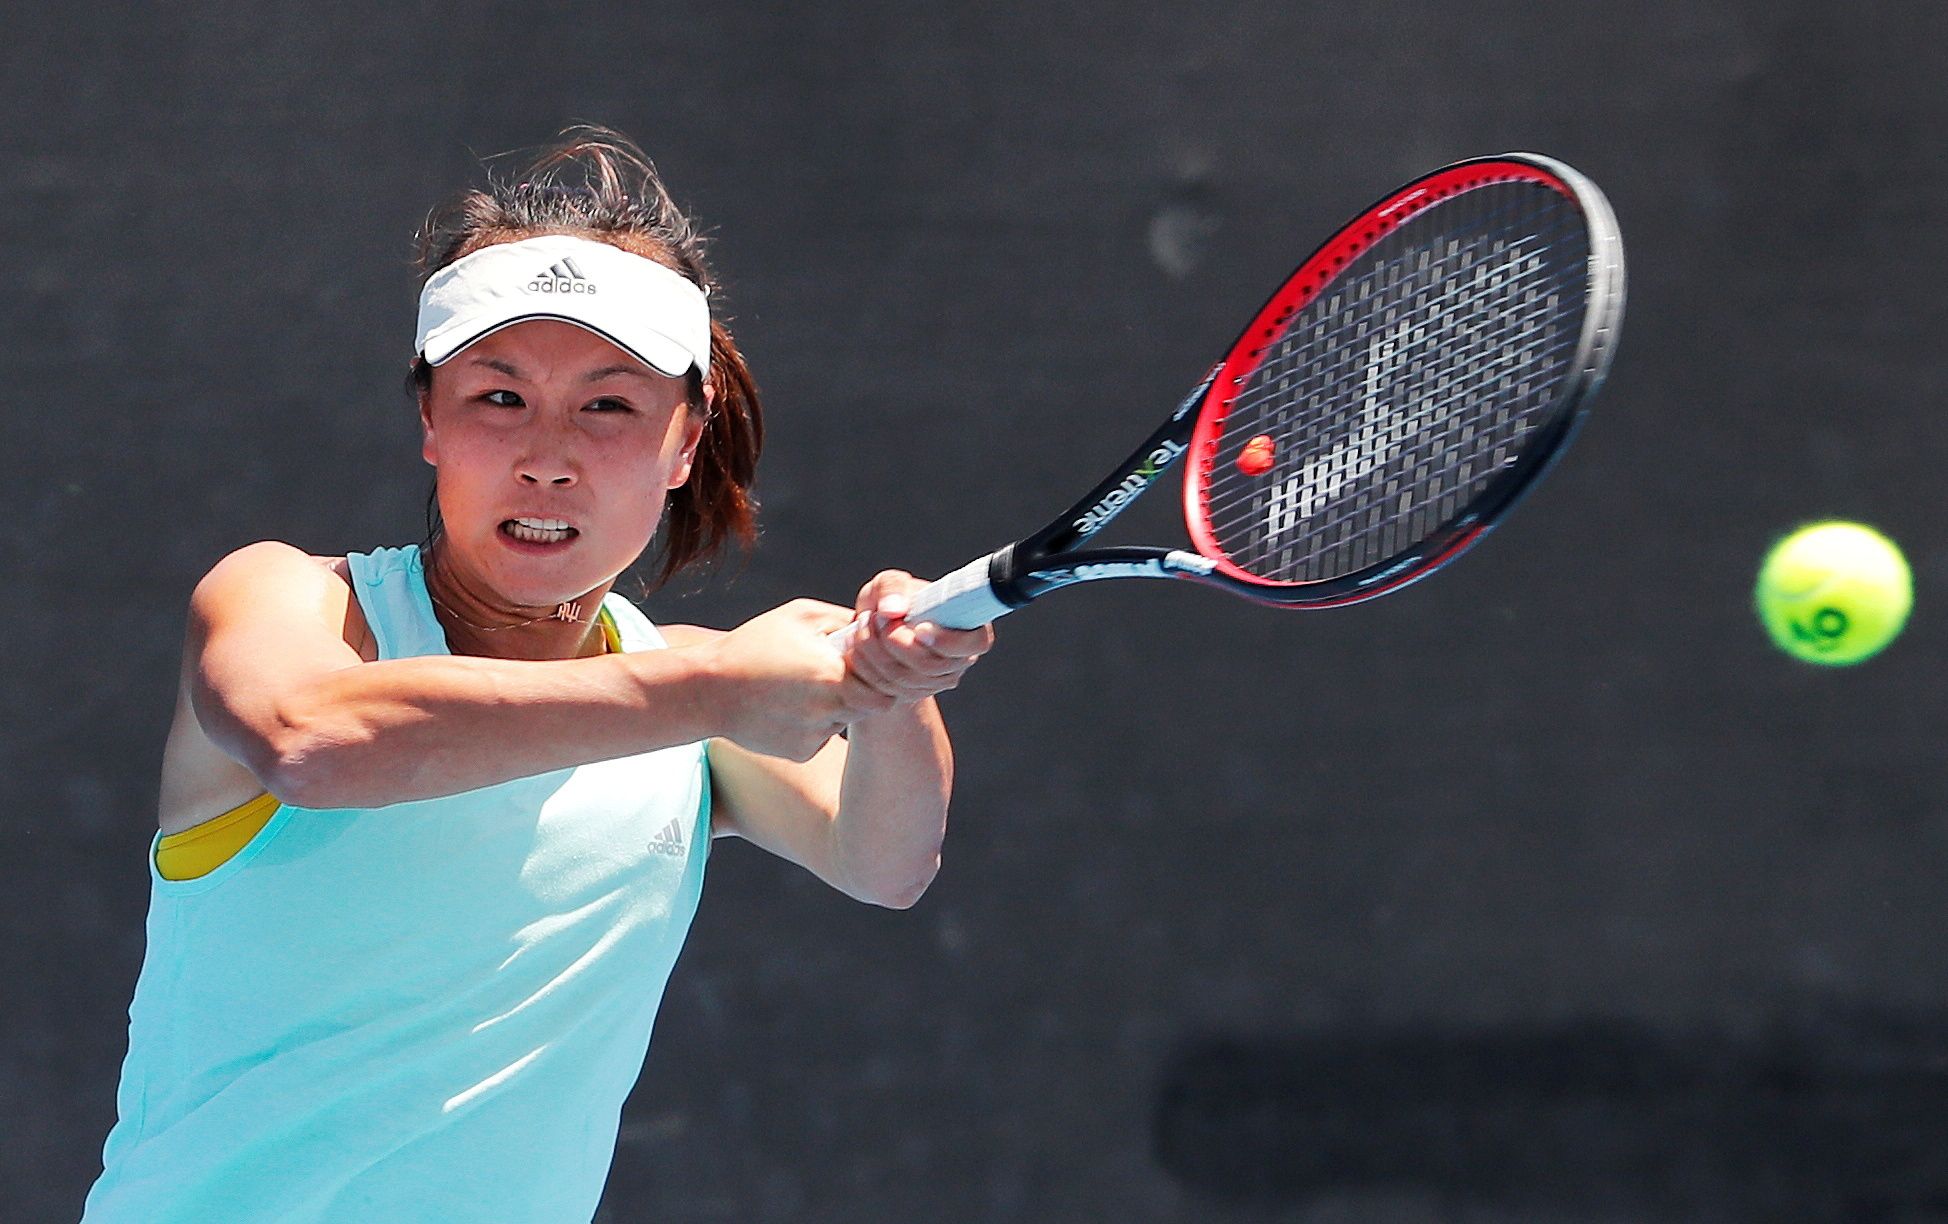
[665,381,714,489]
[418,383,438,468]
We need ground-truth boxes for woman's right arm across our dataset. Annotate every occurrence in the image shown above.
[190,542,882,810]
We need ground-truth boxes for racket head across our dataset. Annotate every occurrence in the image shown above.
[1182,152,1624,607]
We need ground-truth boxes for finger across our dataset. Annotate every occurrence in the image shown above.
[904,621,993,662]
[858,636,952,698]
[875,589,910,628]
[882,618,991,668]
[853,649,955,703]
[830,609,870,646]
[842,627,909,698]
[855,569,920,618]
[867,617,957,672]
[852,618,968,697]
[878,623,975,678]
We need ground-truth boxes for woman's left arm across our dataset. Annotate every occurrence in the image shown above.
[669,571,991,908]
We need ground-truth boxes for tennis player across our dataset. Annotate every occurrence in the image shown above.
[81,127,991,1222]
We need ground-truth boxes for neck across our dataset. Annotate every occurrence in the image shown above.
[421,538,616,661]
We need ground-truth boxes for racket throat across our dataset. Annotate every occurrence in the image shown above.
[1025,387,1205,558]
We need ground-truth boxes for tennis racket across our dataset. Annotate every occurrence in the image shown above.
[844,151,1623,638]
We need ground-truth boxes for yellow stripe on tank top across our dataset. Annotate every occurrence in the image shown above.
[156,606,624,881]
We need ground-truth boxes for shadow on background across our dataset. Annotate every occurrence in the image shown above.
[1155,1013,1948,1221]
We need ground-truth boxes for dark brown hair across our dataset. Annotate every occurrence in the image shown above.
[409,125,762,590]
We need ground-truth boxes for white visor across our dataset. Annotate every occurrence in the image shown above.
[415,234,710,378]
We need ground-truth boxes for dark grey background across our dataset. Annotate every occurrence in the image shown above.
[7,3,1946,1221]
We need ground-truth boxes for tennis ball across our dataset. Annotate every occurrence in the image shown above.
[1754,521,1912,665]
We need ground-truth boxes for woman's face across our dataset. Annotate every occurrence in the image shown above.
[419,319,708,610]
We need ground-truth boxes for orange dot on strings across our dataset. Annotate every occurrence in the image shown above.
[1237,434,1276,476]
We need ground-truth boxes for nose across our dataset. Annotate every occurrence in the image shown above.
[516,420,579,487]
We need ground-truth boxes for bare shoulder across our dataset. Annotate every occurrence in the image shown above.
[190,541,373,661]
[658,622,725,649]
[193,539,346,604]
[161,543,373,834]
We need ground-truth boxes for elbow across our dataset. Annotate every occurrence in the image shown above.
[254,703,359,810]
[221,715,308,808]
[265,730,380,810]
[879,884,931,911]
[193,672,344,809]
[260,747,327,809]
[863,857,940,910]
[255,734,329,809]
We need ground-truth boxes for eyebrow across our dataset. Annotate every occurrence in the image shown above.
[465,356,658,384]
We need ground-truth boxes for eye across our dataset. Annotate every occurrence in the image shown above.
[585,397,635,413]
[482,389,524,408]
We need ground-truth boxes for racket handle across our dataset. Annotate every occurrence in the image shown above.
[826,551,1016,650]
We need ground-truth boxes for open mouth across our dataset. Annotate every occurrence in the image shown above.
[500,518,579,546]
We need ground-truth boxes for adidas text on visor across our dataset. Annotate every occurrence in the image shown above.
[415,235,710,378]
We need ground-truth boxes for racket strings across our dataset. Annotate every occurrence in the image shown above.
[1210,192,1583,570]
[1200,182,1589,583]
[1219,192,1578,491]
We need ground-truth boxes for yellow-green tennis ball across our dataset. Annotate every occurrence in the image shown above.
[1755,521,1912,665]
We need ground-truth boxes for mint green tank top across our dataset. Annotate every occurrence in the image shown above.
[84,545,712,1223]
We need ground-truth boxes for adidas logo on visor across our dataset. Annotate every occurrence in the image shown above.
[525,257,597,295]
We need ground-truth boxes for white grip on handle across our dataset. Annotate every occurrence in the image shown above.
[826,551,1016,650]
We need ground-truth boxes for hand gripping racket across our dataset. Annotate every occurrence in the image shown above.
[844,152,1623,638]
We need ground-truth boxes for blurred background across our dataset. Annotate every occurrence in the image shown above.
[6,2,1947,1220]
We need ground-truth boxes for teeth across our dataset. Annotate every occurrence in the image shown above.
[512,518,572,531]
[504,519,575,544]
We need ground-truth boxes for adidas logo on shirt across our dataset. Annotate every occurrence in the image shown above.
[526,257,597,295]
[647,817,687,858]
